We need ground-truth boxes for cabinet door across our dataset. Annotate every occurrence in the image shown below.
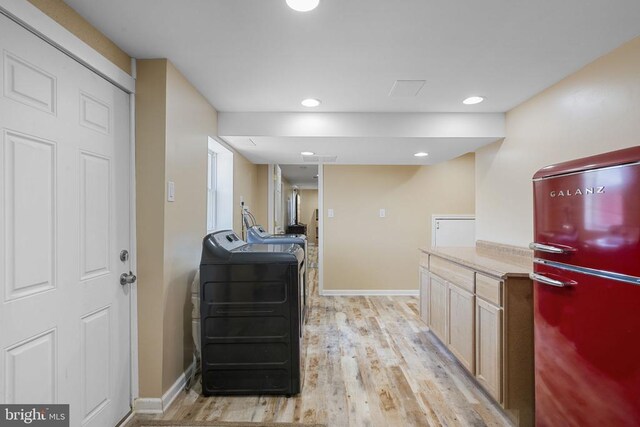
[428,274,448,341]
[447,283,475,373]
[419,267,430,324]
[476,298,502,402]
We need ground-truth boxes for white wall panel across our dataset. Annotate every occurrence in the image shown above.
[3,131,56,301]
[3,51,56,114]
[80,92,111,135]
[5,329,57,403]
[80,153,110,280]
[81,307,111,422]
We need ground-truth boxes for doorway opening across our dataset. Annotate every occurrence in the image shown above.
[278,164,321,273]
[278,164,319,236]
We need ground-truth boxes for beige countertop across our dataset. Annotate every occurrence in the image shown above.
[420,244,533,279]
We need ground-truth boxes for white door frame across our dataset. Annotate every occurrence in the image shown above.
[128,59,140,405]
[318,163,325,295]
[267,164,274,234]
[0,0,140,406]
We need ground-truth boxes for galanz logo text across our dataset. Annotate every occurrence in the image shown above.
[550,186,605,197]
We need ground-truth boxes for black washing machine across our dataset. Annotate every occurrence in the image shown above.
[243,211,308,322]
[199,230,305,396]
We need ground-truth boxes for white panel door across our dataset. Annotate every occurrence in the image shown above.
[0,14,131,427]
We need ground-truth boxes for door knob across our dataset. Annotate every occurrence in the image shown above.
[120,271,137,286]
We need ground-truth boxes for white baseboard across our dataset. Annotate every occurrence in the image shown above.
[133,361,195,415]
[320,289,419,296]
[116,410,135,427]
[162,361,195,411]
[133,398,162,415]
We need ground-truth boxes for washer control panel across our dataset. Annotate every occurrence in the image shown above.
[210,230,246,251]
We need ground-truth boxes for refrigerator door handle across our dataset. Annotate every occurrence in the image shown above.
[530,272,574,288]
[529,242,575,254]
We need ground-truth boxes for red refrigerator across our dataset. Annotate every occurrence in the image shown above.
[531,146,640,426]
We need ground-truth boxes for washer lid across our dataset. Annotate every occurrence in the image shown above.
[201,231,303,264]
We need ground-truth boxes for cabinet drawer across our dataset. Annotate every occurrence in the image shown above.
[430,256,474,293]
[476,274,502,306]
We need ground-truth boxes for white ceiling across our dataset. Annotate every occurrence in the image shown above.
[64,0,640,163]
[219,111,504,164]
[279,164,318,188]
[226,136,497,165]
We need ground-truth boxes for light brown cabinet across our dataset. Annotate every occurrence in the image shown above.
[447,283,475,372]
[419,250,533,427]
[419,266,430,325]
[428,273,448,340]
[476,297,502,402]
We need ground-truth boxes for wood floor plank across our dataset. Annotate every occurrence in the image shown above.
[156,245,513,427]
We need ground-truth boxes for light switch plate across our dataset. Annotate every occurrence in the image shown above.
[379,208,386,218]
[328,208,334,218]
[167,181,175,202]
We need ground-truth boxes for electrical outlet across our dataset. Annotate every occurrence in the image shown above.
[379,208,386,218]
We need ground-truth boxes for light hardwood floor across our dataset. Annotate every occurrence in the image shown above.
[152,246,513,426]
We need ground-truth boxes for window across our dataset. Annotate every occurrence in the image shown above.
[207,137,234,233]
[207,150,217,232]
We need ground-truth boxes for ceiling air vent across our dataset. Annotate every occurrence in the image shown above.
[388,80,425,97]
[303,155,337,163]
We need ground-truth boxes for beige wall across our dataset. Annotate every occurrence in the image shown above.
[323,154,475,291]
[476,36,640,247]
[27,0,132,73]
[254,165,269,227]
[135,59,167,397]
[161,61,213,392]
[234,152,259,234]
[299,190,318,243]
[136,59,261,397]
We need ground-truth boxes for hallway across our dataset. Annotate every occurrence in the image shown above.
[148,246,511,426]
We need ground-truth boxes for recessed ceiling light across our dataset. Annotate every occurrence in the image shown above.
[286,0,320,12]
[301,151,314,156]
[414,152,429,157]
[301,98,321,107]
[463,96,485,105]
